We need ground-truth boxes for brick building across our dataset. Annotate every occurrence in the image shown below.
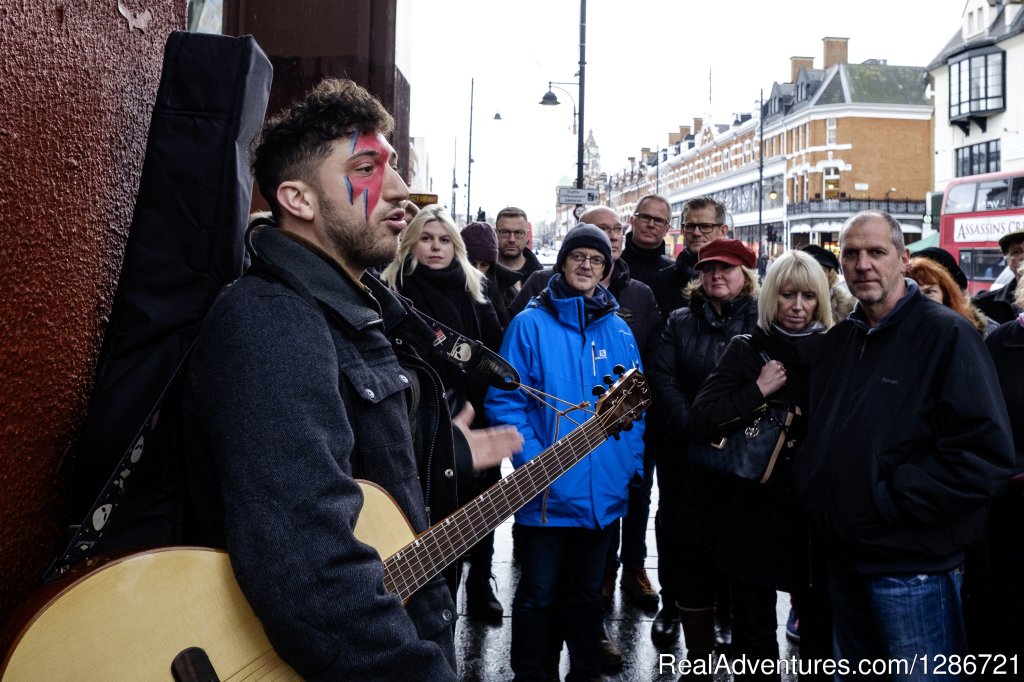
[608,37,933,261]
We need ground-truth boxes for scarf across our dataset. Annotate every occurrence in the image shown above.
[548,274,616,323]
[398,260,481,341]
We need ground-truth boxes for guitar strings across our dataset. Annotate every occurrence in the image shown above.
[385,411,614,601]
[382,380,645,602]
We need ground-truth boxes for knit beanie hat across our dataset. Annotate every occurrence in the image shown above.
[556,223,613,273]
[461,222,499,263]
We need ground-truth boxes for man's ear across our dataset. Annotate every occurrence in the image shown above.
[277,180,317,222]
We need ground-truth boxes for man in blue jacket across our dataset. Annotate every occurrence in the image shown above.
[486,224,645,681]
[795,211,1014,674]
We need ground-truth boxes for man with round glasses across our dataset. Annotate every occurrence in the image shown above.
[486,223,644,680]
[622,194,675,285]
[495,206,544,280]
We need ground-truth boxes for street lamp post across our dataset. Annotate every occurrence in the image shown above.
[757,88,766,275]
[538,0,586,189]
[450,139,458,221]
[466,78,475,224]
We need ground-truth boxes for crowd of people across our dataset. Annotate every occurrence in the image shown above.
[178,77,1021,681]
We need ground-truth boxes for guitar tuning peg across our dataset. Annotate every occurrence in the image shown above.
[602,374,614,386]
[613,364,626,376]
[591,385,606,396]
[612,433,621,440]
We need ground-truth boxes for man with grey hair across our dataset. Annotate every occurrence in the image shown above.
[794,210,1014,671]
[621,194,674,285]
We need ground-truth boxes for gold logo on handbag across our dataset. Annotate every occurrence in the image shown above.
[744,419,761,439]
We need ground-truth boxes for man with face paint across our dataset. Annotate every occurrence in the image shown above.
[181,79,520,681]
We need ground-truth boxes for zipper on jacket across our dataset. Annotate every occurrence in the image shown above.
[591,340,597,376]
[858,336,867,362]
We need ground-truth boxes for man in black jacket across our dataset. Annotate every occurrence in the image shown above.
[796,211,1014,672]
[621,194,674,285]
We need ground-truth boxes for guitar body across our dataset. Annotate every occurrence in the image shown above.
[1,484,414,681]
[1,548,298,681]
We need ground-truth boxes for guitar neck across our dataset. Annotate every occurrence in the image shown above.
[383,415,608,602]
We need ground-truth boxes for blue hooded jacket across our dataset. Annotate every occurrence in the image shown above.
[485,277,645,528]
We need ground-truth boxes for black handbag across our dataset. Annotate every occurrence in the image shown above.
[688,349,800,484]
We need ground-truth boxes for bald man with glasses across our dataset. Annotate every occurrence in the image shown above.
[621,195,675,286]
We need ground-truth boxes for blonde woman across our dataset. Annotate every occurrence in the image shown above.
[382,204,505,619]
[689,249,834,679]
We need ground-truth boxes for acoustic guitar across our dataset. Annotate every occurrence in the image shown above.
[1,369,649,681]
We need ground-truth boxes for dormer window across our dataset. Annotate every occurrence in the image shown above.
[949,47,1005,127]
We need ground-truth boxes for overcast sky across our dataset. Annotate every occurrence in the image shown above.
[406,0,969,223]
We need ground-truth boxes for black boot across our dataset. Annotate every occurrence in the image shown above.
[466,568,504,624]
[651,601,681,647]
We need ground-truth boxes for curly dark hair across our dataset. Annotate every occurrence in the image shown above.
[252,78,395,217]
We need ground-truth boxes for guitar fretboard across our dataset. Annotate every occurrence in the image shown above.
[382,407,618,602]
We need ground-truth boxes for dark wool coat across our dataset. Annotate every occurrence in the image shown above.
[797,284,1015,575]
[183,226,460,681]
[620,231,674,286]
[689,327,823,591]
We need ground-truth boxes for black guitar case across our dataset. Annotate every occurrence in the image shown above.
[50,31,272,579]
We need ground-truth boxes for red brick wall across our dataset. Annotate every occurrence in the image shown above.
[0,1,184,633]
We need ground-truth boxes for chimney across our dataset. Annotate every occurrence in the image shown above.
[791,56,814,82]
[823,37,849,69]
[668,131,682,145]
[679,125,691,138]
[693,118,703,133]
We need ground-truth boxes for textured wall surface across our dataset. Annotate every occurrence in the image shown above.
[0,0,184,633]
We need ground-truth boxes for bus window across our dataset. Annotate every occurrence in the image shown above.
[977,179,1009,210]
[974,249,1006,282]
[945,183,977,213]
[1011,177,1024,208]
[959,248,1005,282]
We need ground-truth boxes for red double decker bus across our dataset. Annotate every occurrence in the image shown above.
[940,170,1024,295]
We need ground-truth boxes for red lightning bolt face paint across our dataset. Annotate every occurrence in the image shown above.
[345,129,389,219]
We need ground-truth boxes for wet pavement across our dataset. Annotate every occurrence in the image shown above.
[454,463,800,681]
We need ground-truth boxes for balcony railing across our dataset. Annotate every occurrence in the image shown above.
[788,199,926,216]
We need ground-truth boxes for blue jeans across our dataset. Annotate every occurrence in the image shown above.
[511,524,615,682]
[829,564,967,681]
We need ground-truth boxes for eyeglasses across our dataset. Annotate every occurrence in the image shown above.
[633,212,669,228]
[682,222,722,234]
[496,229,527,239]
[566,252,606,268]
[599,226,625,236]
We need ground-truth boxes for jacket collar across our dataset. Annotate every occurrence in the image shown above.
[623,232,669,263]
[848,278,921,334]
[531,274,619,326]
[247,222,409,334]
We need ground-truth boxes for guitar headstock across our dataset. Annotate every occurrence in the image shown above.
[594,368,651,438]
